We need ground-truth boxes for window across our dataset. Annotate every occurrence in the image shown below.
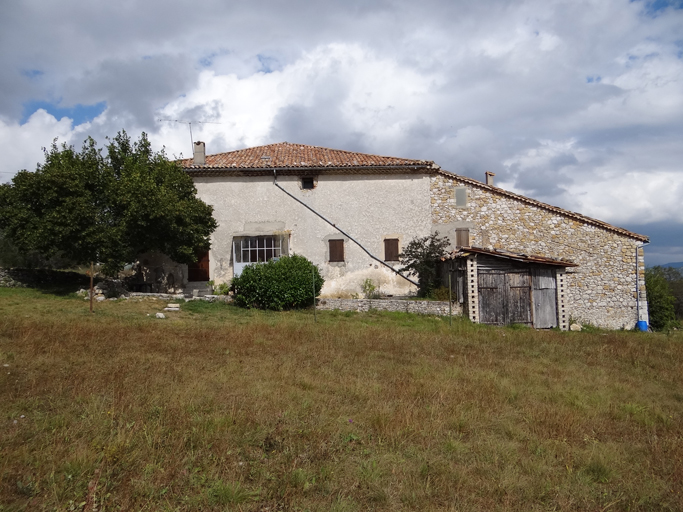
[455,187,468,207]
[233,235,285,264]
[455,228,470,247]
[329,239,345,262]
[384,238,399,261]
[301,177,315,190]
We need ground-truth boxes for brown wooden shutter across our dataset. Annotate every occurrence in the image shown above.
[455,228,470,247]
[384,238,399,261]
[329,239,344,262]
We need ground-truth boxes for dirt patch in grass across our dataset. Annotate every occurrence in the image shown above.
[1,287,682,511]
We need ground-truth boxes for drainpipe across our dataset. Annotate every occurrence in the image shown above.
[635,241,650,331]
[272,169,418,287]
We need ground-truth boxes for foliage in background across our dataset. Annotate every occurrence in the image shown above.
[0,132,217,276]
[399,232,450,297]
[0,229,72,269]
[656,266,683,320]
[231,255,323,310]
[645,266,679,330]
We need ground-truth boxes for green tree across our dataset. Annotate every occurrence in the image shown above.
[0,132,217,276]
[399,232,451,297]
[645,266,678,331]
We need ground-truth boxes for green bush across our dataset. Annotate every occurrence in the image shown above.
[231,255,324,310]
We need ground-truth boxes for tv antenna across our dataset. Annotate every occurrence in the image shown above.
[157,118,222,151]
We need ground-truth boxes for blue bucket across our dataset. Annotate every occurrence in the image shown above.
[636,320,648,332]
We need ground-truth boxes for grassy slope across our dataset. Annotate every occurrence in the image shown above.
[0,288,682,511]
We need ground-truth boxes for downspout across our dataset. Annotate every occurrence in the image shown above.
[635,241,650,331]
[272,169,419,287]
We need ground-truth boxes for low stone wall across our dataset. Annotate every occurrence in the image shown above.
[0,268,89,289]
[316,298,462,316]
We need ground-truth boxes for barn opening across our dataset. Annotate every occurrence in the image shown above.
[440,247,577,329]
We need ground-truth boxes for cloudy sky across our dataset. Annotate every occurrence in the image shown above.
[1,0,682,264]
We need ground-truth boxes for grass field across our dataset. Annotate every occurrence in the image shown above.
[1,287,682,511]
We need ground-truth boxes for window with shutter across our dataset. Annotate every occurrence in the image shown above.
[455,228,470,247]
[329,239,345,262]
[384,238,399,261]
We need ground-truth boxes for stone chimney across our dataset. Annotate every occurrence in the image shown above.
[193,141,206,165]
[485,171,495,186]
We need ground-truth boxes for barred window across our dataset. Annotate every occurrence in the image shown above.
[233,235,284,264]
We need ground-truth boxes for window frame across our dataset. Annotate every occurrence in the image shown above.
[328,239,345,263]
[455,228,470,248]
[233,235,285,264]
[454,187,468,207]
[384,238,400,262]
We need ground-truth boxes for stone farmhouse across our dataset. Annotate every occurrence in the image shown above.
[152,141,648,330]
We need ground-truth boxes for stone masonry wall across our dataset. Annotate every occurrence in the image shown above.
[316,298,463,317]
[431,174,647,329]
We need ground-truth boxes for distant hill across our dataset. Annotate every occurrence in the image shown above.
[660,262,683,269]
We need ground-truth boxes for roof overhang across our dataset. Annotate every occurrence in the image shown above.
[443,246,579,267]
[184,165,437,178]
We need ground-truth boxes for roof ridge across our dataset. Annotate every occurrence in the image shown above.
[436,169,648,242]
[180,141,431,164]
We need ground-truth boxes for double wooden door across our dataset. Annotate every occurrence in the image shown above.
[478,270,532,326]
[478,267,558,328]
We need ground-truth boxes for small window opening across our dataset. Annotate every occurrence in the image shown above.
[455,228,470,248]
[384,238,400,261]
[455,187,468,207]
[301,177,315,190]
[329,239,345,262]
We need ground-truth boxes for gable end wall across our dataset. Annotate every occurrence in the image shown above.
[431,175,645,329]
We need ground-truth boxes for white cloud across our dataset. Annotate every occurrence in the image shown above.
[1,0,682,259]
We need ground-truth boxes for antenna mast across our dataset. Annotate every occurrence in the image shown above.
[157,119,221,153]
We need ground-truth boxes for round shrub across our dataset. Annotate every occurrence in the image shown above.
[231,254,324,310]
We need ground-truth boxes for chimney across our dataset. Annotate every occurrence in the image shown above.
[193,141,206,165]
[485,171,495,186]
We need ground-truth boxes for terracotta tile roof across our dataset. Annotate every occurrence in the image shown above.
[180,141,435,170]
[435,169,649,242]
[179,141,648,243]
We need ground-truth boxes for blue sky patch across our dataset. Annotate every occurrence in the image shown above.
[634,0,683,17]
[21,100,107,125]
[257,54,280,73]
[586,75,601,83]
[22,69,43,79]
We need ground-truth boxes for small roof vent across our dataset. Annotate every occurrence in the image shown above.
[485,171,495,186]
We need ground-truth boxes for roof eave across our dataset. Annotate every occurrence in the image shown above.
[435,170,649,242]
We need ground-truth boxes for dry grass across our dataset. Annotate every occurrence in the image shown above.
[1,287,682,511]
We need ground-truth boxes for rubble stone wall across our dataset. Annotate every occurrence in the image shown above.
[430,174,647,329]
[316,297,463,316]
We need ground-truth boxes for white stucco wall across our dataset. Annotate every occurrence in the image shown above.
[192,173,431,297]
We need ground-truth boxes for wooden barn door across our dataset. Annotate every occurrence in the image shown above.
[532,268,558,328]
[507,272,532,325]
[187,251,210,282]
[478,258,532,326]
[478,273,506,325]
